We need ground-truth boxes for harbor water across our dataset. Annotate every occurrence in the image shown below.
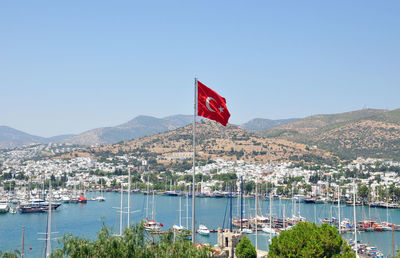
[0,192,399,257]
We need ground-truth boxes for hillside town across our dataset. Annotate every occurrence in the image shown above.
[1,143,400,206]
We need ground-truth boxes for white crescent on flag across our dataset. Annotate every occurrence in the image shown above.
[205,97,216,112]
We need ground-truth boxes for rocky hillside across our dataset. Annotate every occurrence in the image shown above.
[261,108,400,160]
[91,120,334,164]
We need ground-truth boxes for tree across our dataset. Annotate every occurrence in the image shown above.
[52,222,211,258]
[0,250,20,258]
[268,222,354,258]
[235,235,257,258]
[358,184,369,199]
[244,181,255,194]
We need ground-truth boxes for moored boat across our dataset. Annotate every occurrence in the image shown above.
[198,224,210,235]
[78,194,87,203]
[0,202,9,214]
[144,218,163,231]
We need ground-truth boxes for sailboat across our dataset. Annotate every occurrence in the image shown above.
[164,180,178,196]
[262,187,277,237]
[144,190,163,231]
[173,196,185,231]
[238,179,252,234]
[241,194,253,234]
[78,181,87,203]
[96,180,106,202]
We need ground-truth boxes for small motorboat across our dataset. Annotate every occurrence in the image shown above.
[9,206,17,214]
[172,224,185,231]
[198,224,210,236]
[96,195,106,202]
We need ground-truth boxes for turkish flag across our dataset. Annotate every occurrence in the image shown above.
[197,81,230,126]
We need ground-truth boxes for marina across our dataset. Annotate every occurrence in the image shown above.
[0,191,399,257]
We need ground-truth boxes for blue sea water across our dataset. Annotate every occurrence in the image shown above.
[0,192,399,257]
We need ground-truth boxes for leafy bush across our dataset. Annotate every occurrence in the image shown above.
[235,235,256,258]
[52,222,211,258]
[268,222,354,258]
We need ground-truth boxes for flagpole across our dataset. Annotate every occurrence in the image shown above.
[192,77,198,243]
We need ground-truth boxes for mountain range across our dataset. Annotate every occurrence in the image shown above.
[0,116,294,149]
[60,115,195,146]
[0,126,73,149]
[3,108,400,161]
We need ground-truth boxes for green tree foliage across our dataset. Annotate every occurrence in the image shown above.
[52,222,211,258]
[268,222,354,258]
[0,250,20,258]
[212,172,237,183]
[357,184,370,199]
[235,235,257,258]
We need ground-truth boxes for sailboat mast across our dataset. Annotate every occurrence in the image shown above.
[146,175,149,219]
[240,176,243,231]
[120,184,123,236]
[283,205,286,229]
[152,190,155,221]
[292,186,295,218]
[230,184,233,231]
[21,227,25,258]
[269,185,272,241]
[179,196,182,226]
[386,188,389,222]
[255,178,258,250]
[127,168,131,226]
[338,185,341,234]
[353,180,357,256]
[186,185,189,229]
[45,181,52,258]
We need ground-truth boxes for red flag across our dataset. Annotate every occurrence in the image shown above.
[197,81,230,126]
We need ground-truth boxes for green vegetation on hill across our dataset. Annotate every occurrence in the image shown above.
[261,108,400,160]
[240,118,299,133]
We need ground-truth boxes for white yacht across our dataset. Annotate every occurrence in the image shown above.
[96,195,106,202]
[241,228,253,234]
[172,224,185,231]
[198,224,210,235]
[0,200,9,213]
[262,226,277,234]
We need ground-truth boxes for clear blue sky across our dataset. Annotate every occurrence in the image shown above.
[1,1,399,137]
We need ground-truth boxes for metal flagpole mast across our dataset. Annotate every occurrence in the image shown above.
[192,77,198,243]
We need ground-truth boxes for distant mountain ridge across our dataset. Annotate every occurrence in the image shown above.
[240,118,299,132]
[0,126,44,149]
[0,126,73,149]
[261,108,400,160]
[61,115,195,146]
